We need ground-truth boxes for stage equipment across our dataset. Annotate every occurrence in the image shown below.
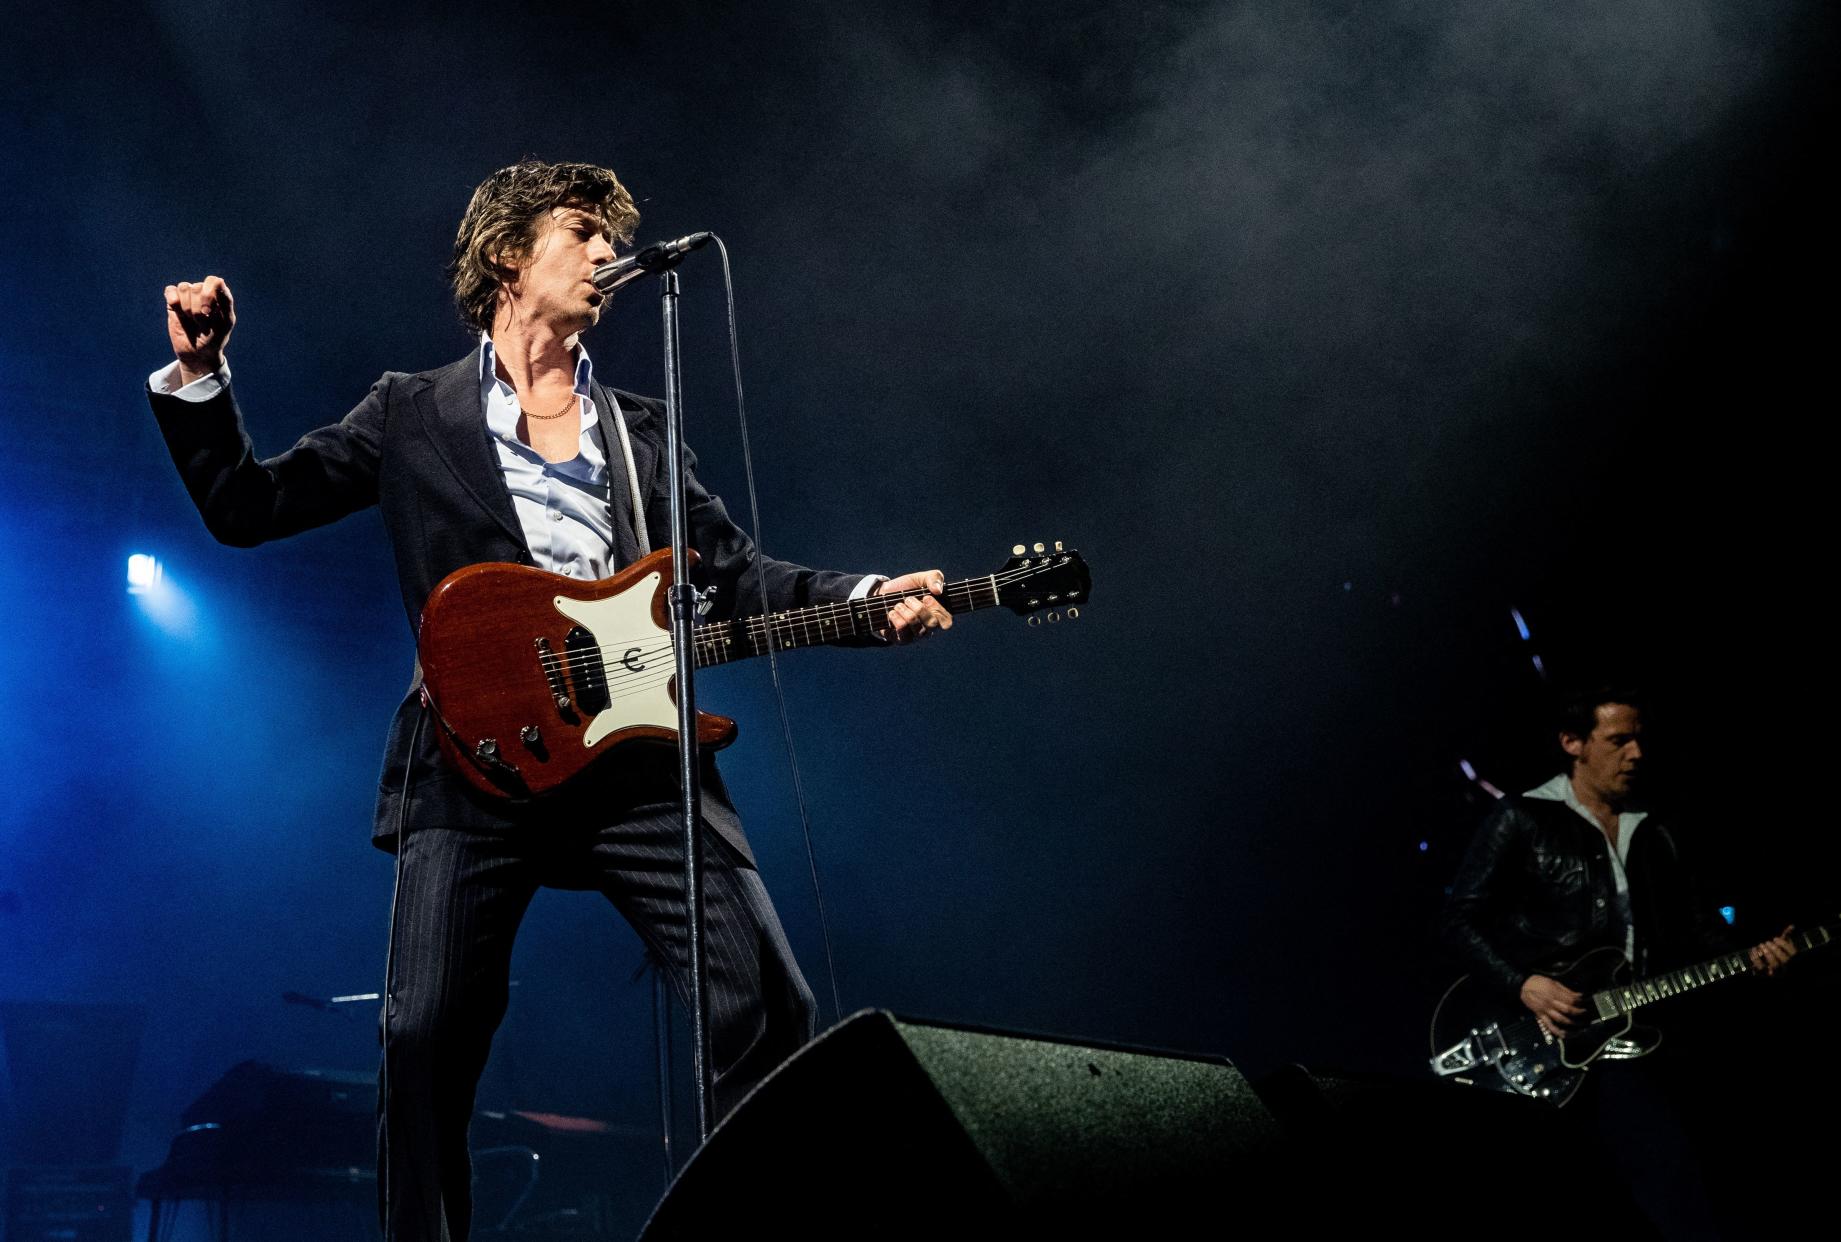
[127,553,163,594]
[4,1166,133,1242]
[136,1061,373,1240]
[137,1062,651,1239]
[590,233,711,298]
[637,1010,1280,1237]
[0,1002,144,1165]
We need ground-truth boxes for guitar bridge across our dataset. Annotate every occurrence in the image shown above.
[1430,1023,1509,1078]
[533,636,576,717]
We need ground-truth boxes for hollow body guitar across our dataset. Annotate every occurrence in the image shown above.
[417,543,1090,799]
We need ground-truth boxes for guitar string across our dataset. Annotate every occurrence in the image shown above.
[1602,944,1798,1014]
[532,563,1048,654]
[533,592,977,675]
[436,562,1086,722]
[475,600,1033,721]
[521,571,1067,677]
[518,563,1076,674]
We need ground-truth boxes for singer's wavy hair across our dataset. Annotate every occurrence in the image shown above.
[449,158,640,333]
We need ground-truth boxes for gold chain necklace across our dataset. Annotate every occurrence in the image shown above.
[521,392,579,421]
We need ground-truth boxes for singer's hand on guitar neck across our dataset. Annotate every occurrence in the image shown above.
[164,275,236,384]
[876,571,952,644]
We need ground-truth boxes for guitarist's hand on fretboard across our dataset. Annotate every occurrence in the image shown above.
[874,571,952,643]
[1747,925,1798,976]
[1520,973,1585,1035]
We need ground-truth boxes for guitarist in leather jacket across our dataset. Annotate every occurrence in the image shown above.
[1441,688,1796,1240]
[1443,690,1795,1033]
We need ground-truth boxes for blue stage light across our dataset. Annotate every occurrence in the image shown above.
[1510,607,1531,641]
[1418,840,1429,853]
[126,553,199,639]
[1718,905,1736,925]
[127,553,163,594]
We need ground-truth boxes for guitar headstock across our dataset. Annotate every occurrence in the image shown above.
[993,541,1091,624]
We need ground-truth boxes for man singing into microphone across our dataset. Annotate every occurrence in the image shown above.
[149,158,951,1241]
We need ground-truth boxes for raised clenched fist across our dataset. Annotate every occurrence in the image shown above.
[164,276,236,384]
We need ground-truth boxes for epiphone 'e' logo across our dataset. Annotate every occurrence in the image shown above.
[622,647,646,672]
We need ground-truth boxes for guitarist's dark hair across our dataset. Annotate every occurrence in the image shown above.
[1555,685,1645,746]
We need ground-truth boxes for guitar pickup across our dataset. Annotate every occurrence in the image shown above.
[563,626,609,716]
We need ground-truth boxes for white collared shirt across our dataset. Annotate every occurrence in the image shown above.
[478,333,618,580]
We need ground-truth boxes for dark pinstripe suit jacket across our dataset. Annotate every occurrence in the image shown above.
[149,347,866,860]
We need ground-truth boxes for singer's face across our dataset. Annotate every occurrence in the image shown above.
[508,206,617,334]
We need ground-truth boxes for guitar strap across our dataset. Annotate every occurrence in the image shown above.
[591,383,652,565]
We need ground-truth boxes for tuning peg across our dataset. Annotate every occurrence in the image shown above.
[1054,541,1064,551]
[1067,607,1080,619]
[1027,615,1041,627]
[1047,610,1061,623]
[1032,542,1046,553]
[1013,544,1026,556]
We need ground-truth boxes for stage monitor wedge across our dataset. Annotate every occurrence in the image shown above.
[640,1009,1280,1237]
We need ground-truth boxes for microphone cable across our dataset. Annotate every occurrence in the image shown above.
[710,235,846,1027]
[377,703,424,1238]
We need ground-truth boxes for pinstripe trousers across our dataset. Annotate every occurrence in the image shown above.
[378,803,817,1242]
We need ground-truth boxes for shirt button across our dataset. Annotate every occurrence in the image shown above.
[549,510,563,522]
[1595,898,1606,907]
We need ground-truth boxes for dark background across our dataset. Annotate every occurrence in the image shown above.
[1,0,1834,1212]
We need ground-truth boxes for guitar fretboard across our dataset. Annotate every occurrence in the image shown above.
[1595,921,1834,1017]
[690,576,1003,667]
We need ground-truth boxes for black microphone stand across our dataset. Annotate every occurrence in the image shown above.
[594,236,718,1143]
[658,266,716,1142]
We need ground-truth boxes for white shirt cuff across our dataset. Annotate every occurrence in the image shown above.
[850,574,886,601]
[149,358,231,402]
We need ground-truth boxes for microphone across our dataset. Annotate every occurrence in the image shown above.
[592,232,713,296]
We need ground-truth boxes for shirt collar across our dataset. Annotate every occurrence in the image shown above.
[1525,773,1648,833]
[478,331,594,398]
[477,332,600,456]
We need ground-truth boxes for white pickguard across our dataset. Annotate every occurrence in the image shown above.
[552,573,676,748]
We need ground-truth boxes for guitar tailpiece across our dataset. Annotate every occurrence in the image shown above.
[1429,1032,1497,1077]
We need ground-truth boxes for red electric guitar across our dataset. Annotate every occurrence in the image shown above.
[416,542,1091,798]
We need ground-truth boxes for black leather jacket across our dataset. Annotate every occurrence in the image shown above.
[1441,792,1732,995]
